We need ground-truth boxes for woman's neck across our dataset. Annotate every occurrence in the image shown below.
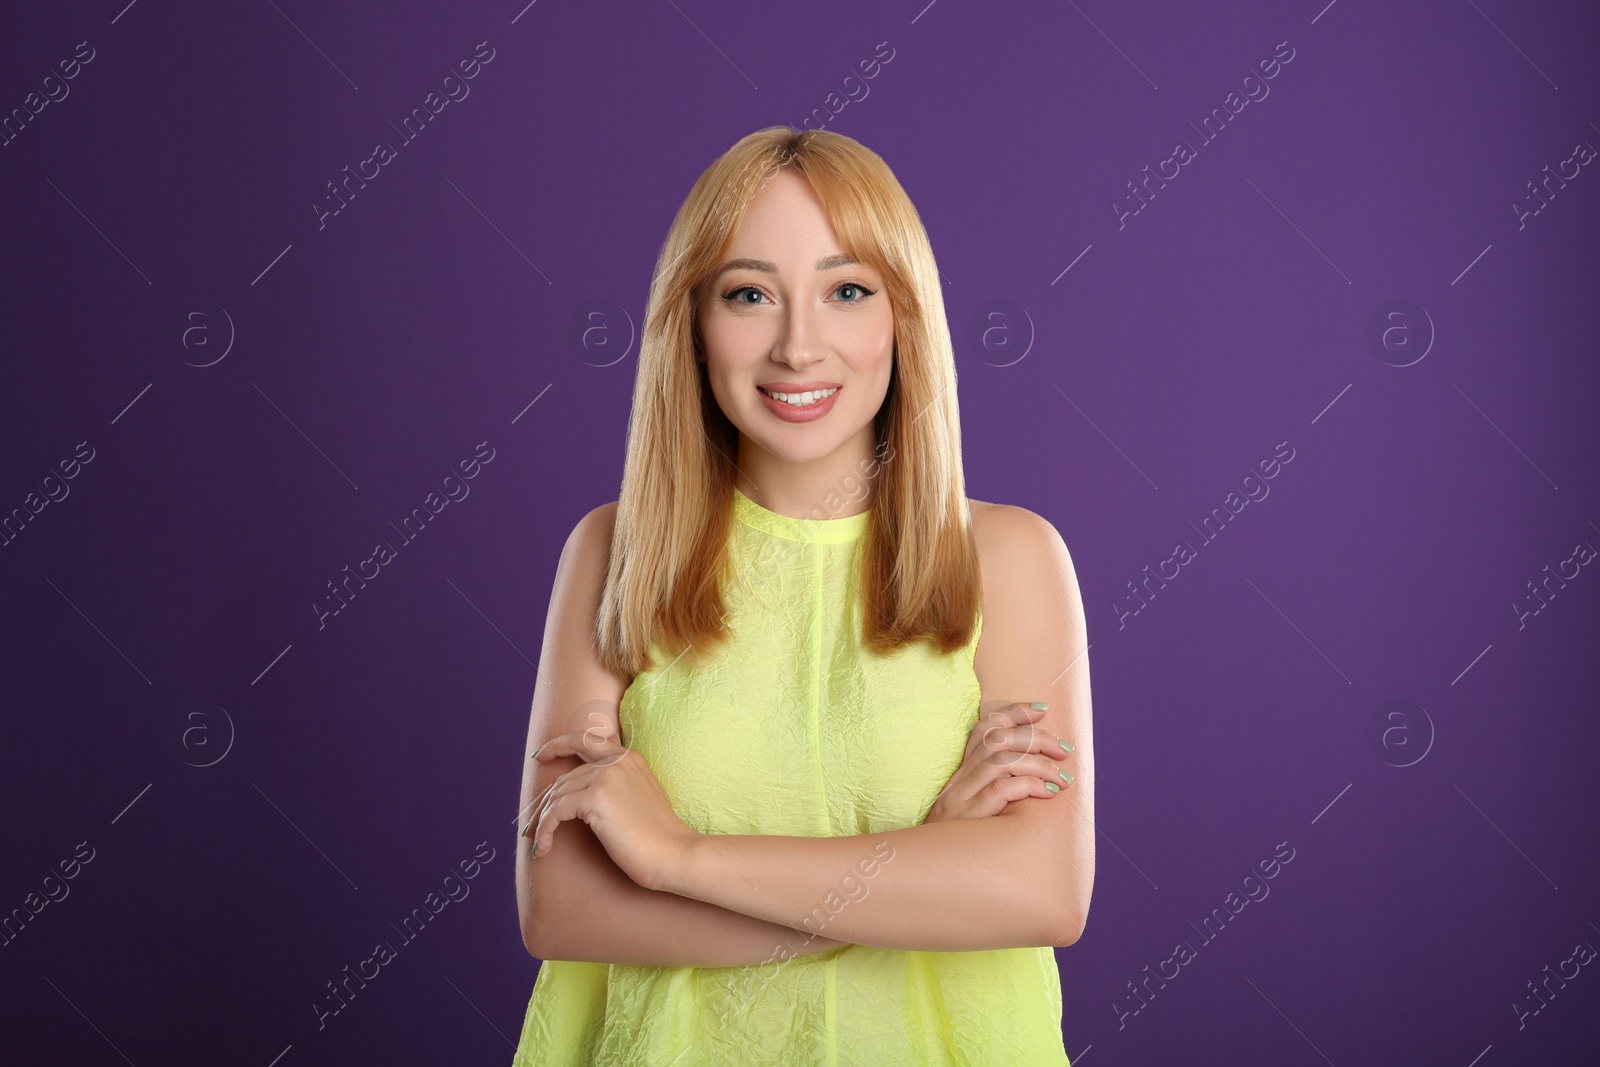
[732,436,881,521]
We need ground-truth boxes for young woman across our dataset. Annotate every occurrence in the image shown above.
[511,127,1094,1065]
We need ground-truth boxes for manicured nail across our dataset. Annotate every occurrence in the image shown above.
[1029,702,1050,710]
[1045,781,1061,794]
[1058,770,1073,785]
[1058,740,1074,753]
[531,745,542,759]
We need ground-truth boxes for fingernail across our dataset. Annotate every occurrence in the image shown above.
[1058,770,1073,785]
[531,745,542,759]
[1058,740,1074,753]
[1029,702,1049,710]
[1045,781,1061,794]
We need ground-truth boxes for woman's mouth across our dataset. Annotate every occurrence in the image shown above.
[756,384,842,423]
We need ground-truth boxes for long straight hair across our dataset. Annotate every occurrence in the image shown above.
[596,126,980,680]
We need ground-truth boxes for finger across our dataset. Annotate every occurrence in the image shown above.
[533,731,627,765]
[973,715,1040,757]
[976,703,1042,737]
[978,722,1069,762]
[1002,701,1076,760]
[526,762,576,816]
[978,774,1054,814]
[986,751,1075,786]
[530,793,576,857]
[963,782,1010,818]
[967,703,1042,752]
[946,750,1060,805]
[530,777,599,856]
[531,732,580,760]
[524,765,599,839]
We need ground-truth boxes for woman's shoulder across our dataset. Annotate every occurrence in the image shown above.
[965,499,1079,678]
[555,501,620,574]
[575,499,619,540]
[968,497,1061,544]
[967,497,1072,577]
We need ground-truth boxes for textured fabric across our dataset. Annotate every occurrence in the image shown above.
[512,488,1069,1066]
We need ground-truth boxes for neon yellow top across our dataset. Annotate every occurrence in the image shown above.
[512,487,1068,1066]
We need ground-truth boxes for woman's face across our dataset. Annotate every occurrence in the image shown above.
[694,167,895,470]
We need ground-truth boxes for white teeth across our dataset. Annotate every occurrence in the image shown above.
[762,386,839,406]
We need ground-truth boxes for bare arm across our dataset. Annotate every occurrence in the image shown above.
[517,502,850,966]
[667,815,1062,951]
[656,505,1095,952]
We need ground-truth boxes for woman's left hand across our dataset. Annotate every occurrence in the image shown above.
[526,728,700,892]
[925,701,1073,823]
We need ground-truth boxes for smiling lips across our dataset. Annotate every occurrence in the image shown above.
[756,383,842,423]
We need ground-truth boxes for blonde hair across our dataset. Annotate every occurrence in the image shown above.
[596,126,980,679]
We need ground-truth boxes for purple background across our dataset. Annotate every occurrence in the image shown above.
[2,1,1597,1064]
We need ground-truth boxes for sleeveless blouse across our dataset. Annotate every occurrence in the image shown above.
[512,488,1069,1066]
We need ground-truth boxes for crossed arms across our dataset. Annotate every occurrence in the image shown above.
[515,501,1094,965]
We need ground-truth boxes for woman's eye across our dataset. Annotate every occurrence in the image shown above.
[720,283,877,305]
[723,286,768,305]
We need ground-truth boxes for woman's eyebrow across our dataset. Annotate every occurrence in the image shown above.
[712,253,859,278]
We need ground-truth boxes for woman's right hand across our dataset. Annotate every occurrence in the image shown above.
[924,701,1075,823]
